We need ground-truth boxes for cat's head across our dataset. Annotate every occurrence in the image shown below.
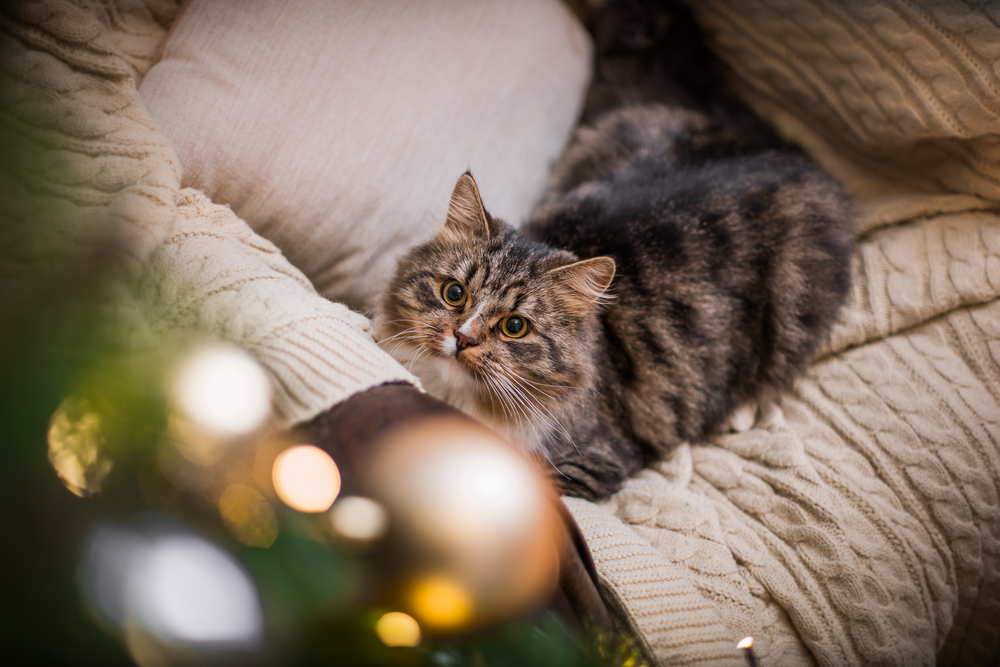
[377,173,615,448]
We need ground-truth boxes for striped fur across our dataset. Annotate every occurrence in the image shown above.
[376,0,852,499]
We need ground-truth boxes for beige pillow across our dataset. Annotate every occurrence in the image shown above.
[140,0,591,311]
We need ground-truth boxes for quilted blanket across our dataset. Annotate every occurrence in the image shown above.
[566,1,1000,665]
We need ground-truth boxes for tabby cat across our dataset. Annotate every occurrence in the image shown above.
[376,0,853,499]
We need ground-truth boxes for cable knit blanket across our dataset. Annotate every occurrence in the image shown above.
[566,2,1000,666]
[2,1,999,666]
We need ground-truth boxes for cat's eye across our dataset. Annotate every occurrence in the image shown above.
[500,315,530,339]
[441,280,467,307]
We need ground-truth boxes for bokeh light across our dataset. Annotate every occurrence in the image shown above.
[272,445,341,513]
[47,396,113,497]
[375,611,421,648]
[167,412,225,467]
[329,496,389,542]
[171,345,271,440]
[135,535,263,643]
[79,525,146,627]
[410,575,473,632]
[80,524,264,648]
[218,484,278,548]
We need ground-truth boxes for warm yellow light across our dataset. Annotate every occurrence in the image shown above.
[172,345,271,439]
[375,611,421,647]
[47,396,113,497]
[272,445,341,512]
[219,484,278,548]
[410,576,474,631]
[737,636,755,649]
[329,496,389,541]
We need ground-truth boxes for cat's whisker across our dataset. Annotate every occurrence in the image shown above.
[383,337,431,358]
[401,347,431,373]
[500,366,559,402]
[384,335,436,352]
[378,325,438,345]
[383,335,440,370]
[479,369,544,455]
[482,366,533,429]
[489,366,576,452]
[482,371,519,427]
[506,386,573,461]
[500,368,557,403]
[378,328,423,344]
[502,372,579,453]
[378,318,442,332]
[380,328,437,346]
[505,369,587,393]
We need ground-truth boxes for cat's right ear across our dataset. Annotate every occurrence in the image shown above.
[444,173,498,240]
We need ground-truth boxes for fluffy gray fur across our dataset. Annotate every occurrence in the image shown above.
[377,0,853,499]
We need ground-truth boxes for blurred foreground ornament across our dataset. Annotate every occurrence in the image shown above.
[79,523,264,665]
[272,444,341,512]
[169,345,272,465]
[48,396,113,496]
[364,418,562,634]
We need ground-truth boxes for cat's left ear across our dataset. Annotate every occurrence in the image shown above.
[548,257,616,314]
[444,172,501,239]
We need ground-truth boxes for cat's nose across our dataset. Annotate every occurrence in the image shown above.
[455,331,478,351]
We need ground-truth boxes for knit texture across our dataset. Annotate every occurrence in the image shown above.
[136,190,417,427]
[566,2,1000,665]
[6,0,1000,665]
[0,0,417,429]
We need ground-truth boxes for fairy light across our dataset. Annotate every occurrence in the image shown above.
[271,445,341,513]
[375,612,421,648]
[410,575,474,631]
[738,636,759,667]
[172,345,271,440]
[329,496,389,542]
[47,396,113,497]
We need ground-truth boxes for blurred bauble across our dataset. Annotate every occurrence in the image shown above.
[364,417,562,634]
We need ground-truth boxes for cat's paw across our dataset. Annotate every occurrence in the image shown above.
[655,442,693,487]
[758,401,786,428]
[725,402,758,433]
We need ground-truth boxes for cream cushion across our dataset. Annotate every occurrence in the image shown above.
[139,0,591,311]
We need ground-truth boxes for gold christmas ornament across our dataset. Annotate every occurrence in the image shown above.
[364,417,562,633]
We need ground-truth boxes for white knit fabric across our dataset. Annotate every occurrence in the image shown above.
[0,0,416,429]
[564,2,1000,665]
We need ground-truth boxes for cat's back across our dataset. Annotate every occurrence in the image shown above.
[525,0,853,446]
[527,95,851,310]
